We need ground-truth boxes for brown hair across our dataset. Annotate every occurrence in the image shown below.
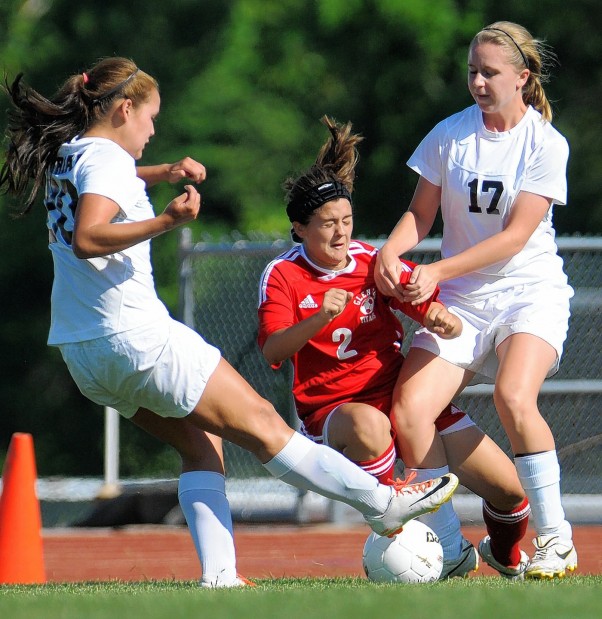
[0,57,157,215]
[284,115,363,241]
[472,21,556,122]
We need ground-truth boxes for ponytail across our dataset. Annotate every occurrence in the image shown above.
[1,57,157,215]
[284,116,363,239]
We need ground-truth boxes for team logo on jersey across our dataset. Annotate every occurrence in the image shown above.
[299,294,319,309]
[354,288,376,323]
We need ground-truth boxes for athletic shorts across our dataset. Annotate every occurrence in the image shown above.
[58,318,221,419]
[299,393,475,446]
[411,281,573,384]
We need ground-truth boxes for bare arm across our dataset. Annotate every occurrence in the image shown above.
[72,185,200,258]
[137,157,207,188]
[374,177,441,299]
[261,288,353,366]
[404,190,553,304]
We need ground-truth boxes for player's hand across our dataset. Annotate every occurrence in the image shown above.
[319,288,353,322]
[162,185,201,226]
[374,249,404,301]
[402,263,440,305]
[423,303,462,339]
[166,157,207,184]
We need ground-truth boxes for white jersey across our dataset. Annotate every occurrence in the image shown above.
[45,137,169,344]
[408,104,571,299]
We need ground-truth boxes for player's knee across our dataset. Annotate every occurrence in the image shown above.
[493,383,536,427]
[245,398,292,451]
[351,409,391,445]
[391,397,429,435]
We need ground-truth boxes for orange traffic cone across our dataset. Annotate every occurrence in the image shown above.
[0,433,46,583]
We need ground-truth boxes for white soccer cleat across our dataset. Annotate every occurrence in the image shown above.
[200,573,256,588]
[441,537,479,579]
[478,535,529,580]
[525,534,578,580]
[364,473,459,537]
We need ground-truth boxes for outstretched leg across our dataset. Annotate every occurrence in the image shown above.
[187,358,459,536]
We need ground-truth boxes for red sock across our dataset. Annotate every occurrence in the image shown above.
[355,440,396,485]
[483,497,530,566]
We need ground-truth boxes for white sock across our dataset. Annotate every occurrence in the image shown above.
[514,451,571,538]
[178,471,238,586]
[409,466,463,561]
[263,432,392,516]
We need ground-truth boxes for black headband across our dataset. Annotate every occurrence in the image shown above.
[92,69,140,105]
[286,180,352,223]
[483,27,529,69]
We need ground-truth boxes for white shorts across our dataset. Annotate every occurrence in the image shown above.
[412,281,573,384]
[58,318,221,419]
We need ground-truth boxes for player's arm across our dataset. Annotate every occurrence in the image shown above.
[261,288,353,366]
[136,157,207,187]
[72,186,200,258]
[402,191,553,305]
[387,260,461,339]
[375,177,441,299]
[422,302,462,339]
[389,293,461,339]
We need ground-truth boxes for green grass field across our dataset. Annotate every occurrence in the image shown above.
[1,576,600,619]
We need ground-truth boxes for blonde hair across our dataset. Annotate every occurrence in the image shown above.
[472,21,556,121]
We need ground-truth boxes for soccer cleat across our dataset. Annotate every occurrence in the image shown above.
[364,472,459,537]
[478,535,529,580]
[200,573,257,588]
[525,534,578,580]
[440,537,479,579]
[235,573,257,587]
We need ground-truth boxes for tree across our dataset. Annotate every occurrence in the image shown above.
[1,0,599,475]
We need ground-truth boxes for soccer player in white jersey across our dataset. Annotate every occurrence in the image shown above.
[258,116,531,579]
[0,57,459,588]
[375,21,577,579]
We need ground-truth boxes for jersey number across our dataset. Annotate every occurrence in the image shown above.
[468,179,503,214]
[332,328,358,360]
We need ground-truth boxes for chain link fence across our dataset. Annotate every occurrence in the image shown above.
[179,231,602,522]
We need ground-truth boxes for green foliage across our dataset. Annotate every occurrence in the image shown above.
[0,0,599,475]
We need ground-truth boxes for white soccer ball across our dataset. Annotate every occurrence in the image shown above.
[362,520,444,583]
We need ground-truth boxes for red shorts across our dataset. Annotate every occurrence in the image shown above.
[299,392,474,444]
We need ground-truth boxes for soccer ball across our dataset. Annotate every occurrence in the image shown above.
[362,520,443,583]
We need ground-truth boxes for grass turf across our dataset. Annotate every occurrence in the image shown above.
[1,576,600,619]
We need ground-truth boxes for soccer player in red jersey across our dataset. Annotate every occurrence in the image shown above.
[258,116,531,579]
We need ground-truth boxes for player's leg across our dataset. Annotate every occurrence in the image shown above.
[187,357,458,536]
[130,410,247,587]
[400,405,477,579]
[391,348,471,468]
[441,424,530,579]
[324,403,397,484]
[495,333,577,579]
[389,350,471,573]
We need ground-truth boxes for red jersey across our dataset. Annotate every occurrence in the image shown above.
[257,240,439,420]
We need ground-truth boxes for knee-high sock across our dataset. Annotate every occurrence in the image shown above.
[514,450,571,538]
[483,497,530,566]
[408,466,463,562]
[355,441,397,485]
[178,471,237,586]
[263,432,392,515]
